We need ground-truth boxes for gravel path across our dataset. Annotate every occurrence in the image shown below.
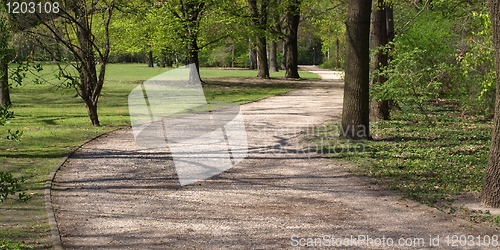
[51,66,497,249]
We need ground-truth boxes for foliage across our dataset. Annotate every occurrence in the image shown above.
[375,1,496,117]
[0,106,14,127]
[0,105,22,141]
[373,45,444,122]
[372,10,457,121]
[457,10,496,115]
[0,172,30,203]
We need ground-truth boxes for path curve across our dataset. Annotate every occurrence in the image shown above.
[51,67,495,249]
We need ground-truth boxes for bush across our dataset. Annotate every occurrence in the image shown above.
[374,8,497,118]
[372,10,458,120]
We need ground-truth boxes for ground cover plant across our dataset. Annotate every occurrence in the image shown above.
[0,63,318,249]
[311,106,499,228]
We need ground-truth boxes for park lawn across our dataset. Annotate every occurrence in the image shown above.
[0,63,319,249]
[311,108,499,226]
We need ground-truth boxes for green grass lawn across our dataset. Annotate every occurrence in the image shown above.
[0,63,319,249]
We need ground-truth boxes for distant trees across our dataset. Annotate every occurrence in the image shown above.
[340,0,372,139]
[105,0,307,78]
[481,0,500,208]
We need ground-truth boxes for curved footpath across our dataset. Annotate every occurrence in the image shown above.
[50,66,496,249]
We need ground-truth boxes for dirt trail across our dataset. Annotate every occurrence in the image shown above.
[51,66,496,249]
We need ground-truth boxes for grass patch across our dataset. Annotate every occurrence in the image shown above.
[0,63,318,248]
[313,109,492,211]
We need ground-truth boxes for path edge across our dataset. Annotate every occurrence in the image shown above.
[44,127,127,250]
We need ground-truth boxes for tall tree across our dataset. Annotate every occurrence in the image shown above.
[248,0,270,78]
[162,0,236,76]
[283,0,301,78]
[369,0,389,121]
[340,0,372,139]
[18,0,117,126]
[481,0,500,208]
[170,0,206,75]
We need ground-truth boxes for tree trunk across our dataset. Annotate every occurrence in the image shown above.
[369,0,389,121]
[74,4,102,126]
[340,0,372,139]
[231,41,235,68]
[86,101,100,126]
[280,40,287,70]
[248,0,270,78]
[0,59,10,107]
[67,0,114,126]
[249,38,257,70]
[147,50,154,67]
[250,49,257,70]
[336,38,340,69]
[481,0,500,208]
[256,36,270,78]
[385,4,401,111]
[386,5,395,42]
[284,0,301,79]
[269,40,278,72]
[180,0,205,76]
[187,38,200,75]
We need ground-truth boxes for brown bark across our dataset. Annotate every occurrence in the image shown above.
[269,40,278,72]
[280,40,287,70]
[482,0,500,208]
[176,0,205,76]
[386,5,395,42]
[284,0,301,79]
[147,50,154,68]
[256,36,270,78]
[180,1,205,75]
[369,0,389,121]
[187,38,200,75]
[341,0,372,139]
[0,60,10,107]
[248,0,270,78]
[73,3,101,126]
[335,38,340,69]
